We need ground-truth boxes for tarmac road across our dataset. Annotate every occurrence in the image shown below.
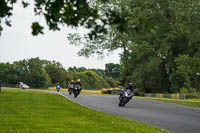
[61,93,200,133]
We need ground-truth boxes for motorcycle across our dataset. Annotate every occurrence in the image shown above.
[56,85,61,93]
[68,84,74,95]
[119,89,133,107]
[73,84,81,98]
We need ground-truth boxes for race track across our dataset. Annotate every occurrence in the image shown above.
[61,93,200,133]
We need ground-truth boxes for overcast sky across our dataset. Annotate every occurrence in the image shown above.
[0,1,120,69]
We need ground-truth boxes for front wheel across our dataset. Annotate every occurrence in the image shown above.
[118,102,122,107]
[120,97,129,107]
[121,102,126,107]
[119,98,123,107]
[74,91,79,98]
[74,93,78,98]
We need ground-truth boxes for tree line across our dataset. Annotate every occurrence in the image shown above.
[0,58,120,89]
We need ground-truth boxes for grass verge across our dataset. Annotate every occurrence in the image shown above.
[137,96,200,108]
[0,88,169,133]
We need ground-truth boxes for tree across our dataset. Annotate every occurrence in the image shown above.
[13,58,51,88]
[69,0,200,92]
[44,60,67,87]
[89,68,105,78]
[105,63,120,79]
[105,77,117,88]
[68,66,78,73]
[0,0,16,35]
[67,70,110,90]
[0,0,108,38]
[0,62,19,84]
[170,54,200,92]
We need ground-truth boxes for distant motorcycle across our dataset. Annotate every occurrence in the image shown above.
[56,85,61,93]
[119,89,133,107]
[73,84,81,98]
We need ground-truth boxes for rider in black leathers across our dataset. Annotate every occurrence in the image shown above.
[74,79,82,91]
[119,83,134,100]
[67,80,74,95]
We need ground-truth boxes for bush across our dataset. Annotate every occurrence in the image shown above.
[180,87,198,99]
[180,87,189,94]
[188,88,197,94]
[185,94,200,99]
[170,72,188,93]
[134,88,144,96]
[180,87,197,94]
[66,70,110,90]
[105,77,117,88]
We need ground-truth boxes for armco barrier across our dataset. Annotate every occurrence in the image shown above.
[144,93,185,99]
[111,90,122,95]
[100,89,122,95]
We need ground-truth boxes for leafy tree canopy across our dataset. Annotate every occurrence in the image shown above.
[0,0,109,38]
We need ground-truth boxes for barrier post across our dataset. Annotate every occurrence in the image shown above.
[0,80,1,92]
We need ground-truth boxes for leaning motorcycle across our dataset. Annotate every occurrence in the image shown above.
[68,84,74,95]
[119,89,133,107]
[73,84,81,98]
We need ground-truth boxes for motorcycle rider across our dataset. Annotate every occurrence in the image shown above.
[125,83,134,92]
[119,83,134,100]
[74,79,82,91]
[56,82,61,93]
[67,80,75,95]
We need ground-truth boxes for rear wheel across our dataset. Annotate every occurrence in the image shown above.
[74,92,78,98]
[122,97,129,107]
[121,103,125,107]
[118,102,122,107]
[119,98,124,107]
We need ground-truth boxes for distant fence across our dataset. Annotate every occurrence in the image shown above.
[82,90,100,94]
[1,84,18,88]
[100,89,122,95]
[144,93,185,99]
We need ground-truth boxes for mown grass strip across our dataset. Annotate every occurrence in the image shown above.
[0,88,169,133]
[137,96,200,108]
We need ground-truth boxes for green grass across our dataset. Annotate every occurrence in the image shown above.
[137,96,200,108]
[0,88,169,133]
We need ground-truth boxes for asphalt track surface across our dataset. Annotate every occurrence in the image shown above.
[61,93,200,133]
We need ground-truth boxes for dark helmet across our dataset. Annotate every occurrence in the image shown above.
[128,83,133,87]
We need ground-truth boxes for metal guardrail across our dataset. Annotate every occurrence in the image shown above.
[100,89,122,95]
[0,83,19,92]
[1,84,18,88]
[111,90,122,95]
[144,93,185,99]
